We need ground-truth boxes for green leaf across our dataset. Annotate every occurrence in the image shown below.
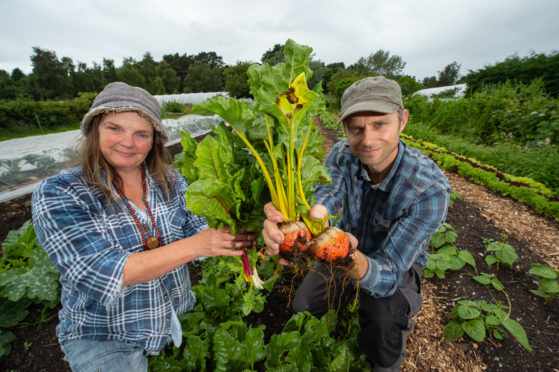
[457,250,476,268]
[529,263,558,279]
[485,255,497,266]
[443,320,464,340]
[0,247,60,305]
[457,305,481,320]
[437,245,457,255]
[501,318,532,352]
[462,319,486,342]
[485,315,501,327]
[0,298,30,328]
[182,334,210,371]
[499,245,518,266]
[0,330,16,358]
[473,274,491,285]
[539,278,559,293]
[185,179,237,229]
[490,277,505,291]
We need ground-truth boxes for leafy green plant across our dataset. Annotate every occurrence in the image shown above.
[528,263,559,303]
[193,39,330,235]
[423,223,475,279]
[444,299,532,352]
[482,235,518,270]
[402,134,559,220]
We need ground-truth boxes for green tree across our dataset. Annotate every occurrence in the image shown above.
[397,75,423,96]
[0,70,18,99]
[422,75,438,88]
[322,62,345,94]
[438,62,461,86]
[351,49,406,78]
[183,60,224,92]
[466,51,559,96]
[163,53,194,84]
[28,47,72,100]
[102,58,118,85]
[261,43,285,65]
[224,61,252,98]
[137,52,158,93]
[117,59,147,88]
[193,51,224,68]
[307,58,325,90]
[156,61,180,94]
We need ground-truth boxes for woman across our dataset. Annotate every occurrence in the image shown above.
[31,82,255,371]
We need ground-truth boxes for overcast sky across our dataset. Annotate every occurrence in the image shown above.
[1,0,558,80]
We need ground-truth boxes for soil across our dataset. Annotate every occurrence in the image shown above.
[0,121,558,372]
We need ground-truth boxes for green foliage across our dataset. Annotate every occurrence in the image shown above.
[402,121,559,195]
[482,236,518,270]
[528,263,559,303]
[0,221,61,359]
[224,61,252,98]
[350,49,406,78]
[181,121,267,234]
[444,299,532,352]
[0,329,16,358]
[261,43,285,66]
[423,223,475,279]
[398,75,423,96]
[193,39,330,233]
[0,92,96,132]
[466,51,559,97]
[402,134,559,221]
[406,79,559,147]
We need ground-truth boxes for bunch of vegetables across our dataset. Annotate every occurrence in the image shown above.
[180,39,351,281]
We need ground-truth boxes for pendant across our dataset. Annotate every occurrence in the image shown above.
[146,236,159,250]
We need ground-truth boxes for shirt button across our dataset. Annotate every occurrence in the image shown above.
[163,295,168,300]
[165,317,170,322]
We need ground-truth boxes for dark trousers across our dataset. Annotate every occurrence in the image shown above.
[292,262,423,371]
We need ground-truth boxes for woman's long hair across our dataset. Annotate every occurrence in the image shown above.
[77,113,175,202]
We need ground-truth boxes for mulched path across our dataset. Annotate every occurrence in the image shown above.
[0,121,557,371]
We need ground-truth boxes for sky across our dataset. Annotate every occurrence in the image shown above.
[1,0,558,81]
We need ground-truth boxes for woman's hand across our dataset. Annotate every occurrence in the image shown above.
[193,227,257,258]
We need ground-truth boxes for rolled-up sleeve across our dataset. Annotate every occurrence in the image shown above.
[32,178,131,306]
[359,185,450,297]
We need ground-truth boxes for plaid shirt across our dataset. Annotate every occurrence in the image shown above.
[315,140,450,297]
[31,166,206,354]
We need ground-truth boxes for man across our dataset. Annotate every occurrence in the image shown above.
[262,76,450,371]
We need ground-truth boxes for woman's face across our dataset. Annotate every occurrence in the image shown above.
[98,112,154,174]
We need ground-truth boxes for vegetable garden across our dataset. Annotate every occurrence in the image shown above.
[0,40,558,371]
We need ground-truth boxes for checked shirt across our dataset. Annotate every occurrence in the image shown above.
[314,140,450,297]
[32,166,206,354]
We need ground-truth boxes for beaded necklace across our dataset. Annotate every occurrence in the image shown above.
[113,166,162,250]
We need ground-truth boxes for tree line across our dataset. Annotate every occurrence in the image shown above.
[0,45,557,103]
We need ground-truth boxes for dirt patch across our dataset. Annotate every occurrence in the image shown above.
[1,121,558,371]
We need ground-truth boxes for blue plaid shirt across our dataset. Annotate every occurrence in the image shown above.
[315,140,450,297]
[31,166,206,354]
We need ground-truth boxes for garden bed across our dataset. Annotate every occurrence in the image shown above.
[0,120,557,371]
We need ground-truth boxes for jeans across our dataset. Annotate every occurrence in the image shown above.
[292,262,423,371]
[60,339,148,372]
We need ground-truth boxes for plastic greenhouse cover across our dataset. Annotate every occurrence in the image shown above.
[0,92,232,202]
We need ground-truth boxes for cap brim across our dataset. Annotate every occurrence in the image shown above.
[339,101,401,123]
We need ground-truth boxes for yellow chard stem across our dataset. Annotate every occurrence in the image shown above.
[229,126,282,216]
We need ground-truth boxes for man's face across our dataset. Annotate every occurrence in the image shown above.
[344,110,408,177]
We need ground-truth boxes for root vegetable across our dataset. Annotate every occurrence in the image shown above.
[309,226,350,263]
[279,221,311,256]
